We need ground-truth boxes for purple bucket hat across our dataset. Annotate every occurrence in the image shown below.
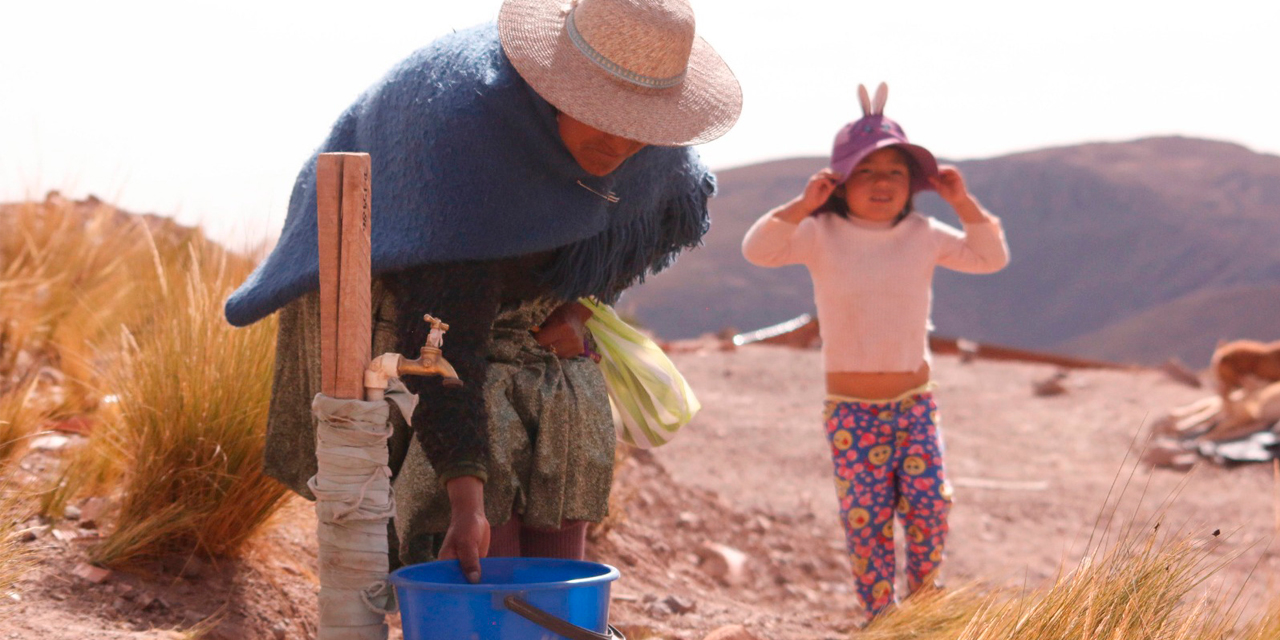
[829,83,938,193]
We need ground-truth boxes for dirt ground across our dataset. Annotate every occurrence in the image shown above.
[3,345,1278,639]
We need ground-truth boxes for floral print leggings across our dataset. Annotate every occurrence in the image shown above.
[824,391,953,618]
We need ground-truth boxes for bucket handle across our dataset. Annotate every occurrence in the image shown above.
[504,595,626,640]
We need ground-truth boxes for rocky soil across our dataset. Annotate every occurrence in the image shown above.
[4,345,1278,639]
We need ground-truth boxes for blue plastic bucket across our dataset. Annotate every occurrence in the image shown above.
[390,558,622,640]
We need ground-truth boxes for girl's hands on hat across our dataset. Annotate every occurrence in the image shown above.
[801,169,842,211]
[930,166,969,204]
[931,165,988,224]
[772,169,841,223]
[931,165,974,207]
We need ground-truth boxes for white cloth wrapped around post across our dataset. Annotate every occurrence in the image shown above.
[308,380,417,640]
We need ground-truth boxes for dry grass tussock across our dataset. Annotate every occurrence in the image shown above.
[0,479,33,621]
[860,463,1280,640]
[0,194,285,566]
[861,532,1252,640]
[0,195,205,464]
[0,376,47,466]
[86,243,285,566]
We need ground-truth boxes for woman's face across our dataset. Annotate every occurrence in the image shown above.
[557,113,646,176]
[842,147,912,222]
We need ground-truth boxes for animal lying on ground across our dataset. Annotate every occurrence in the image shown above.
[1211,339,1280,400]
[1206,377,1280,441]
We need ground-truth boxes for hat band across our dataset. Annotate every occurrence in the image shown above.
[565,7,687,90]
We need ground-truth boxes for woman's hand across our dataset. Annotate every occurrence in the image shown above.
[534,301,593,359]
[930,165,986,224]
[438,476,489,583]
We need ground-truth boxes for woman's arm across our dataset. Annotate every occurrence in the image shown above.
[440,476,489,584]
[389,261,503,481]
[386,261,504,581]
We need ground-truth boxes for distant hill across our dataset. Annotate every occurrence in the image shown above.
[1057,284,1280,366]
[622,137,1280,366]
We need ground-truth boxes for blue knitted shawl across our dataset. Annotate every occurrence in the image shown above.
[225,24,714,327]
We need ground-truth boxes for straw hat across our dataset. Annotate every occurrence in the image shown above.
[499,0,742,146]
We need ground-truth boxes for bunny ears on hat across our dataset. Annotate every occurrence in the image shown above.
[858,82,888,117]
[829,82,939,193]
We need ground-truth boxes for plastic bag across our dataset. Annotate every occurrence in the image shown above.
[580,298,700,448]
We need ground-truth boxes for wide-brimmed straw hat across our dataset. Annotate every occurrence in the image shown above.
[499,0,742,146]
[830,83,939,193]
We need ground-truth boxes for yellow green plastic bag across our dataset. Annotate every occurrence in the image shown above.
[580,298,700,448]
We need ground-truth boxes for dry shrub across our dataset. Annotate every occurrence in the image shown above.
[861,452,1279,640]
[858,583,991,640]
[1,194,283,562]
[37,434,121,521]
[861,524,1271,640]
[0,195,205,466]
[861,445,1277,639]
[1,198,147,403]
[0,375,51,464]
[970,531,1234,639]
[0,477,34,619]
[1238,598,1280,640]
[87,239,285,566]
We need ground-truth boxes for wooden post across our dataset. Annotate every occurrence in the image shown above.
[316,156,341,398]
[317,153,372,400]
[314,152,389,640]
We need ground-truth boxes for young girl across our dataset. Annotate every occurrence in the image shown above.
[741,83,1009,621]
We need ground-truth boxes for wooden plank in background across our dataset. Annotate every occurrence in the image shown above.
[334,153,372,400]
[316,154,343,398]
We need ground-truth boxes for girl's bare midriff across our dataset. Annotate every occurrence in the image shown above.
[826,363,930,400]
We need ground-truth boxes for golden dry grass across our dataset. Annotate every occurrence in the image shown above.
[2,194,285,565]
[0,512,27,594]
[0,375,50,465]
[859,525,1276,640]
[1238,599,1280,640]
[86,241,285,565]
[0,195,198,466]
[860,456,1277,640]
[0,473,34,622]
[36,431,119,522]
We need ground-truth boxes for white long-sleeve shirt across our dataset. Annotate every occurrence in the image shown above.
[741,211,1010,373]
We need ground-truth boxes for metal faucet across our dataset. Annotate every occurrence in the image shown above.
[398,345,463,388]
[364,314,463,399]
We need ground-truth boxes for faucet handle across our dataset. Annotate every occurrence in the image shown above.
[366,313,463,397]
[423,314,450,349]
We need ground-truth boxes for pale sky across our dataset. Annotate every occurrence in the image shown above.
[2,0,1277,247]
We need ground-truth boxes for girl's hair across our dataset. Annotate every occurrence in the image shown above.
[815,147,917,226]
